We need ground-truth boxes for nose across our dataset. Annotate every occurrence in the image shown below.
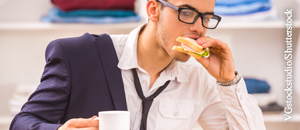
[189,16,204,35]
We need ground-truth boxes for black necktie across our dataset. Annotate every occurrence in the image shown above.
[132,69,170,130]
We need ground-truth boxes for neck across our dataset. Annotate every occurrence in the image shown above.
[137,23,173,77]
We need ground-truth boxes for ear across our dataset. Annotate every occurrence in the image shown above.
[146,0,160,22]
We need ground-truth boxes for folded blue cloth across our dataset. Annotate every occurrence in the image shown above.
[56,8,136,17]
[41,8,141,24]
[215,0,270,5]
[244,78,271,94]
[214,2,272,15]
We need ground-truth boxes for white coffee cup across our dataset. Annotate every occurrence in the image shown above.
[95,111,130,130]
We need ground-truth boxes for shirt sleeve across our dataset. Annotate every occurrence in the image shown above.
[198,75,266,130]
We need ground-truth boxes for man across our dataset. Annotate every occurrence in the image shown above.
[10,0,265,129]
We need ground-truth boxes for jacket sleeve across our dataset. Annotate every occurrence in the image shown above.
[10,40,71,130]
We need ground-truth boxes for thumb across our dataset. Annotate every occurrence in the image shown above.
[91,115,98,120]
[196,54,210,69]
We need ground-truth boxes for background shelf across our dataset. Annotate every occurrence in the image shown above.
[1,20,299,31]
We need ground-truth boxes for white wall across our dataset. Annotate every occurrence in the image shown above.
[0,0,52,22]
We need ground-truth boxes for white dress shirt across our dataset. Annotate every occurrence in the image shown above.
[109,23,265,130]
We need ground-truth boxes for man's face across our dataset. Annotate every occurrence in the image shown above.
[156,0,215,62]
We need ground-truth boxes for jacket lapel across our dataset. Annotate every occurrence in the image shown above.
[94,33,127,111]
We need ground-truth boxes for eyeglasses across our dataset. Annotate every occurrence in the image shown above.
[156,0,221,29]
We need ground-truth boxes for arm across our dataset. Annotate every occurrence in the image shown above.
[198,74,265,130]
[195,37,265,130]
[216,76,265,130]
[10,38,100,130]
[10,40,70,130]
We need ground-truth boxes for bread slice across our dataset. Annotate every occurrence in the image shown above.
[172,46,201,59]
[173,36,210,59]
[176,36,203,52]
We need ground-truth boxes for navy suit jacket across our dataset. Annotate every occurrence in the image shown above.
[10,33,127,130]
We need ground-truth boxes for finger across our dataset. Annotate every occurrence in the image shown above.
[213,39,232,56]
[196,53,211,68]
[210,39,234,63]
[67,118,99,128]
[78,127,99,130]
[199,38,230,56]
[211,39,226,49]
[91,116,98,120]
[196,36,214,47]
[200,40,214,49]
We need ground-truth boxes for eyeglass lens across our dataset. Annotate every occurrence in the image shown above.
[179,9,219,28]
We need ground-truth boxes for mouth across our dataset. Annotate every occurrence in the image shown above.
[183,35,199,40]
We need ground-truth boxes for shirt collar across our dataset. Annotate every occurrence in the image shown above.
[162,60,189,83]
[117,23,189,83]
[117,24,144,70]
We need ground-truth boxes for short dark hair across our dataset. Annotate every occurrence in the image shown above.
[148,0,168,2]
[152,0,168,9]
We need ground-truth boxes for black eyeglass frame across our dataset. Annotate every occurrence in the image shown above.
[156,0,222,29]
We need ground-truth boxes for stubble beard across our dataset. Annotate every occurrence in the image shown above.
[157,18,190,63]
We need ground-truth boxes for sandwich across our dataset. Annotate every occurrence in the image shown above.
[172,36,210,59]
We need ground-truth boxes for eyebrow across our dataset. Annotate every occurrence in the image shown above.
[180,4,215,14]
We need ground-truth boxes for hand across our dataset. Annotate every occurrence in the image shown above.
[58,116,99,130]
[196,36,235,82]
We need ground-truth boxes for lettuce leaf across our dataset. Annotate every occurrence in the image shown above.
[178,46,210,58]
[194,48,210,58]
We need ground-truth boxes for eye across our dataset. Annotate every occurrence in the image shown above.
[181,10,192,16]
[203,17,210,22]
[203,15,213,22]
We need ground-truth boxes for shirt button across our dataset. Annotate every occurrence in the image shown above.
[142,80,147,84]
[240,95,243,100]
[237,87,241,92]
[248,119,252,123]
[174,112,178,116]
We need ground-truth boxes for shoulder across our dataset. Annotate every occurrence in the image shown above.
[110,34,128,43]
[45,33,109,61]
[46,33,98,53]
[110,34,129,59]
